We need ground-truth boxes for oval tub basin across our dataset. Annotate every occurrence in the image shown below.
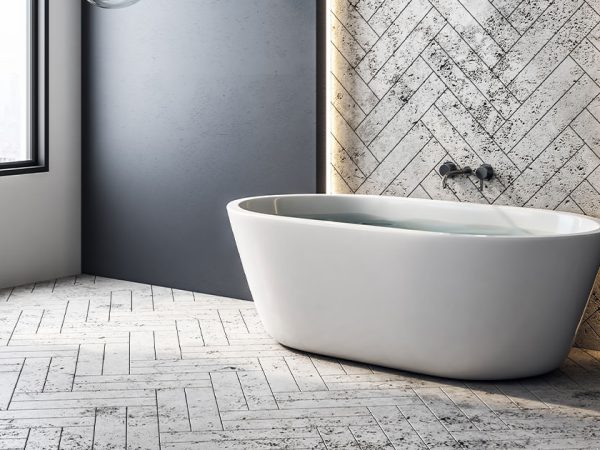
[227,194,600,380]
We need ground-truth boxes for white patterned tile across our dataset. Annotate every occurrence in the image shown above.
[368,74,444,160]
[368,0,413,36]
[357,121,433,194]
[510,75,600,170]
[332,14,366,68]
[356,57,432,144]
[494,57,584,152]
[357,0,431,81]
[509,4,600,101]
[334,0,380,50]
[494,0,584,84]
[429,0,504,67]
[422,40,505,133]
[0,276,599,449]
[368,9,445,98]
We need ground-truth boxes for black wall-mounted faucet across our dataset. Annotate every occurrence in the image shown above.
[439,161,473,189]
[439,161,495,191]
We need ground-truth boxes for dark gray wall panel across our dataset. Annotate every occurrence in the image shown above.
[83,0,317,299]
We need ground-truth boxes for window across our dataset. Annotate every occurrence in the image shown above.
[0,0,47,176]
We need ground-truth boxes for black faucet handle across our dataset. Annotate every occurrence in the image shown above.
[439,161,458,177]
[475,164,494,191]
[475,164,494,181]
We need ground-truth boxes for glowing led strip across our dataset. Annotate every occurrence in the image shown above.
[325,0,333,194]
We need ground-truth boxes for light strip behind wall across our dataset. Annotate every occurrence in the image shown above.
[325,0,335,194]
[325,0,333,193]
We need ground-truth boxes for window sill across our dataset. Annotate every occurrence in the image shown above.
[0,163,49,177]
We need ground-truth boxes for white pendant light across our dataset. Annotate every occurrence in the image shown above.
[86,0,141,9]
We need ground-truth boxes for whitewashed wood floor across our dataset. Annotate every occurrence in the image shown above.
[0,275,599,449]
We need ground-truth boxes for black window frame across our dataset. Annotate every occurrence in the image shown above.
[0,0,48,177]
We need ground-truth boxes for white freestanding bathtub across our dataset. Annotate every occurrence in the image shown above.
[227,194,600,380]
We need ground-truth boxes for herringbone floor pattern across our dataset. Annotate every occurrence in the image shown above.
[0,275,599,449]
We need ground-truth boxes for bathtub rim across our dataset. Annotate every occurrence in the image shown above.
[227,194,600,240]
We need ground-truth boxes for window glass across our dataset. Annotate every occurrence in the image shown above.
[0,1,30,164]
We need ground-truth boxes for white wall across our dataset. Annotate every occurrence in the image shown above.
[0,0,81,288]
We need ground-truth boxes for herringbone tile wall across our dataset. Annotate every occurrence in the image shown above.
[328,0,600,349]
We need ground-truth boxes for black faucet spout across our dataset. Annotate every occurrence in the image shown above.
[441,166,472,189]
[445,167,473,177]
